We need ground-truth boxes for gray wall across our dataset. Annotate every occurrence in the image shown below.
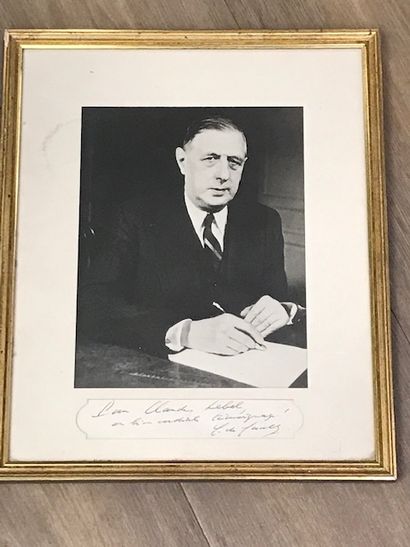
[257,109,305,304]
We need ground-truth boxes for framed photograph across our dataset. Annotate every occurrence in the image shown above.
[0,29,395,480]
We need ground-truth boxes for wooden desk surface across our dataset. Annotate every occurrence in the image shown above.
[75,323,307,388]
[1,2,409,545]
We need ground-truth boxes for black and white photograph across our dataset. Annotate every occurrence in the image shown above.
[0,30,394,478]
[74,107,307,388]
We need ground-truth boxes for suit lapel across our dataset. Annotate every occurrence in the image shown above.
[156,194,203,254]
[221,203,245,268]
[221,200,261,281]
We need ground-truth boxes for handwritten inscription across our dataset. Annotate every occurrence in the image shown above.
[77,399,302,440]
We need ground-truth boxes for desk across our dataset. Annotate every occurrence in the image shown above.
[75,322,307,388]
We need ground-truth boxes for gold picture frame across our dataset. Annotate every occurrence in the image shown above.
[0,29,395,480]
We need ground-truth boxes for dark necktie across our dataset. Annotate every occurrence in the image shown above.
[203,213,223,270]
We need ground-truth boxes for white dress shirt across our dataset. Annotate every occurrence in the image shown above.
[184,193,228,251]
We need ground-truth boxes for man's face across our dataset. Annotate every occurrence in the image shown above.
[175,128,247,211]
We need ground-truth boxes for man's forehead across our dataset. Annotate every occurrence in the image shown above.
[188,128,247,154]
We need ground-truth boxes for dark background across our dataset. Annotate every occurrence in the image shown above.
[79,106,305,303]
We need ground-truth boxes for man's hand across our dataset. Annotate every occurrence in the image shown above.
[240,295,289,338]
[186,314,266,356]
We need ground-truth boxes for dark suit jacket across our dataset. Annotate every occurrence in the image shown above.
[77,191,288,356]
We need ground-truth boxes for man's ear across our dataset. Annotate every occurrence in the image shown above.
[175,147,186,175]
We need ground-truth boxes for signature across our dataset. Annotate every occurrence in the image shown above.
[80,399,299,440]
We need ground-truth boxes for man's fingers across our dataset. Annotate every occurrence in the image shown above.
[243,304,265,324]
[251,308,275,327]
[229,330,257,350]
[255,313,286,333]
[260,318,287,338]
[218,347,238,356]
[240,305,252,318]
[255,315,275,333]
[232,317,266,346]
[226,339,248,354]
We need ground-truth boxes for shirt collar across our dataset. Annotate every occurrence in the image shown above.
[184,192,228,236]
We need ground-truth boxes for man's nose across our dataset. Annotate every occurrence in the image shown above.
[215,157,230,182]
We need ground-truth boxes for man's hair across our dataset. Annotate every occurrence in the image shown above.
[182,117,246,148]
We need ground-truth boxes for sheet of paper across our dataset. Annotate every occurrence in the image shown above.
[169,342,307,387]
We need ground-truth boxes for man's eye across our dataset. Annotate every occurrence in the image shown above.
[228,159,242,169]
[204,156,217,163]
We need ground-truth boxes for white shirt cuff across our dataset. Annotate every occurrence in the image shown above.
[165,318,192,352]
[281,302,298,325]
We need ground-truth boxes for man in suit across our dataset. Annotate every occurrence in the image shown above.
[77,117,295,357]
